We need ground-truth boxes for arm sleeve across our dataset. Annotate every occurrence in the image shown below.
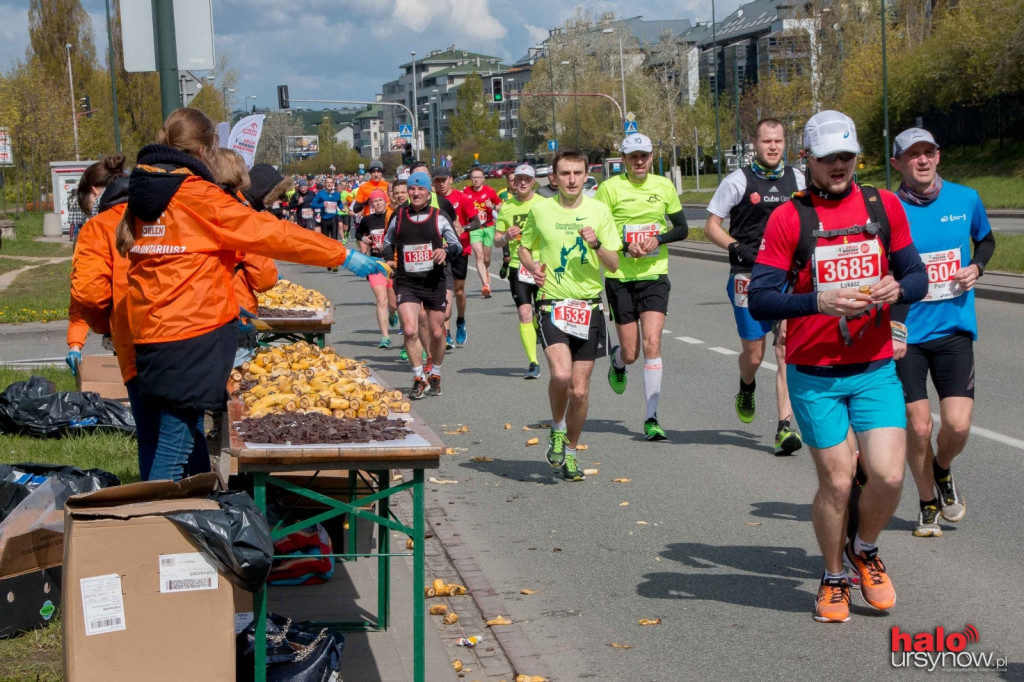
[706,171,745,218]
[309,191,323,210]
[66,302,94,346]
[890,243,928,305]
[438,216,462,258]
[748,263,819,321]
[380,218,398,262]
[971,230,995,273]
[70,218,115,311]
[657,210,689,244]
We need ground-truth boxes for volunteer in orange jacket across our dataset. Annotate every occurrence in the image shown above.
[115,108,388,482]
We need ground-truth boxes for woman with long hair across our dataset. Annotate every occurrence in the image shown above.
[116,108,387,481]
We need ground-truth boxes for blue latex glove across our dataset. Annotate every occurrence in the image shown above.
[66,349,82,376]
[342,250,390,277]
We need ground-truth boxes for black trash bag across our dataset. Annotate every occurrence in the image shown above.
[166,490,273,592]
[236,613,344,682]
[0,376,135,438]
[0,463,120,523]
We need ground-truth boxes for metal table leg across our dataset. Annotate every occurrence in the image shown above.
[413,468,425,682]
[252,472,268,682]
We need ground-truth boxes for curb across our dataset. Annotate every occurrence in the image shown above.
[666,245,1024,305]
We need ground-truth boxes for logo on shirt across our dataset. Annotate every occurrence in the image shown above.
[141,223,165,237]
[940,214,967,223]
[646,195,660,204]
[769,185,779,193]
[861,243,871,253]
[750,192,762,205]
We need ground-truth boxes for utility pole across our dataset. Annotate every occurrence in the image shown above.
[712,0,722,183]
[65,43,80,161]
[153,0,179,120]
[547,50,557,146]
[104,0,121,152]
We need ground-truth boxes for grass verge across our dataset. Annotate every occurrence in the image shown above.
[0,367,138,679]
[0,257,29,275]
[0,261,72,324]
[0,213,70,258]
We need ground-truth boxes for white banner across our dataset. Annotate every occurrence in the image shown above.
[0,128,12,166]
[216,122,230,149]
[228,115,264,168]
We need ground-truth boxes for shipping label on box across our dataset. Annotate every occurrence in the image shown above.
[158,552,218,593]
[80,573,126,636]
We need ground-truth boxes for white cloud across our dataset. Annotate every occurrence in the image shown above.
[449,0,507,42]
[393,0,434,31]
[524,24,550,47]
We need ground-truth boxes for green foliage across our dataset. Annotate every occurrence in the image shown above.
[447,75,513,170]
[0,260,73,323]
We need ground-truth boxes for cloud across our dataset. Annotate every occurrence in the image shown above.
[449,0,507,42]
[393,0,434,31]
[524,24,549,47]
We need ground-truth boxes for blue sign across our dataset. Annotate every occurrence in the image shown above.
[623,120,638,134]
[548,139,559,151]
[398,124,413,137]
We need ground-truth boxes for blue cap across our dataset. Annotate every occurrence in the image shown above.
[408,172,431,190]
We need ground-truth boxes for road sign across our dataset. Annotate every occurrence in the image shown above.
[473,153,479,160]
[625,111,636,121]
[398,124,412,138]
[623,120,638,134]
[548,139,559,151]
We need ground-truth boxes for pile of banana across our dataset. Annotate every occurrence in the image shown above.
[231,341,411,419]
[257,279,330,311]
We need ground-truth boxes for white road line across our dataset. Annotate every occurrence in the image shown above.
[762,362,778,371]
[708,346,739,356]
[662,330,672,334]
[676,336,703,344]
[932,413,1024,452]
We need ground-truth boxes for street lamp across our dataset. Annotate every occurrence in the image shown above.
[711,0,723,182]
[536,43,558,150]
[602,28,628,123]
[881,0,891,189]
[65,43,80,161]
[222,87,236,119]
[410,51,419,161]
[246,95,256,113]
[507,78,521,161]
[560,61,580,148]
[431,88,439,163]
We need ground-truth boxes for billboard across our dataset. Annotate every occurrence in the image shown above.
[387,132,410,153]
[0,128,11,166]
[286,135,319,156]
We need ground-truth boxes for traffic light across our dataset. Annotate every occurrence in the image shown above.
[80,95,91,118]
[491,77,503,103]
[277,85,290,109]
[402,141,414,166]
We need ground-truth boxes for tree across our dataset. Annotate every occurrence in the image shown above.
[447,74,512,169]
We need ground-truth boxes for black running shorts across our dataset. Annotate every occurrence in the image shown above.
[896,332,975,403]
[395,279,448,312]
[605,275,670,325]
[450,253,469,281]
[508,267,539,309]
[537,301,609,361]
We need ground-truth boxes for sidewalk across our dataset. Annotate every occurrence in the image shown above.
[668,240,1024,304]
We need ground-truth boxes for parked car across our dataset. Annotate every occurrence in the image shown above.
[487,162,517,178]
[534,164,552,177]
[588,163,604,176]
[582,175,599,198]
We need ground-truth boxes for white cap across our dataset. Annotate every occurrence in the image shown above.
[621,133,653,154]
[513,164,536,178]
[803,110,860,158]
[893,128,939,157]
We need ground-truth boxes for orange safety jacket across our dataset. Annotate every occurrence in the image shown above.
[66,302,92,349]
[125,166,347,344]
[233,252,278,315]
[70,204,137,383]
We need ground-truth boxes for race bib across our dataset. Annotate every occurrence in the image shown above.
[301,208,313,220]
[733,273,750,308]
[517,264,536,285]
[271,201,281,210]
[370,229,385,252]
[921,249,963,301]
[623,223,660,258]
[813,239,882,292]
[551,299,592,340]
[324,201,338,213]
[402,243,434,273]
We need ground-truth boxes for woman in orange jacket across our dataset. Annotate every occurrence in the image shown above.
[115,108,388,482]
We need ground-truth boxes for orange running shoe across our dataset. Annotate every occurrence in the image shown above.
[813,577,851,623]
[482,285,492,298]
[843,544,895,610]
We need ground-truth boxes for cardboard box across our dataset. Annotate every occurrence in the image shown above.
[62,474,240,682]
[75,355,128,402]
[0,566,61,638]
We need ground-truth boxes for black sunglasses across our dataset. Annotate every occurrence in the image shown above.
[813,151,857,164]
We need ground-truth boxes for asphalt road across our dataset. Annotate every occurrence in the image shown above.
[683,207,1024,234]
[3,250,1021,680]
[277,253,1023,681]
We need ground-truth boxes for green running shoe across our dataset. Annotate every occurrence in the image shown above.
[735,390,755,423]
[545,429,568,467]
[388,310,399,328]
[774,422,803,454]
[561,452,584,481]
[378,336,391,349]
[607,346,626,394]
[399,348,409,361]
[644,417,667,441]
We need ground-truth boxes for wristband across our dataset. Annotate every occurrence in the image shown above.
[816,291,824,313]
[890,321,908,344]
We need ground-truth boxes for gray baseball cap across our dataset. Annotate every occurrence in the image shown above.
[893,128,939,157]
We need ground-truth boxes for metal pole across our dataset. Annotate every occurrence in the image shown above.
[618,33,627,117]
[152,0,179,121]
[712,0,722,182]
[410,52,419,161]
[694,126,700,191]
[881,0,891,190]
[65,44,80,161]
[104,0,121,153]
[734,45,742,159]
[548,51,557,146]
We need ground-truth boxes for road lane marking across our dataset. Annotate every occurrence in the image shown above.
[932,414,1024,452]
[676,337,703,344]
[708,347,739,355]
[762,362,778,371]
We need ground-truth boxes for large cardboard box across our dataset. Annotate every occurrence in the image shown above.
[75,355,128,402]
[62,474,240,682]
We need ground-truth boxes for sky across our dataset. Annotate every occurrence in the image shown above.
[0,0,745,111]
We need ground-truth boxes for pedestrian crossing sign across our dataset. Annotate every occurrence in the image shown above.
[399,124,413,138]
[623,120,638,134]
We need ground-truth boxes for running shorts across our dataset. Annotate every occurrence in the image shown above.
[727,273,773,341]
[605,275,670,325]
[536,300,609,361]
[395,280,448,312]
[508,267,539,309]
[450,253,469,281]
[470,225,496,246]
[444,260,454,292]
[896,332,975,403]
[787,360,906,449]
[367,272,392,288]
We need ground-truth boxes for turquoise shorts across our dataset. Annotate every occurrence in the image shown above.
[727,274,773,341]
[787,360,906,449]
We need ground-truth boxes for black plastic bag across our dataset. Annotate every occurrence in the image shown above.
[236,613,344,682]
[0,376,135,438]
[166,490,273,592]
[0,463,120,523]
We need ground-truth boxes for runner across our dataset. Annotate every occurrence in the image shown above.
[748,110,928,623]
[704,118,807,453]
[497,173,515,279]
[889,127,996,537]
[494,164,543,378]
[432,167,480,345]
[536,171,558,198]
[311,176,342,240]
[352,159,390,216]
[463,167,502,298]
[379,172,462,399]
[519,149,620,481]
[338,179,353,240]
[356,189,396,348]
[596,134,689,440]
[288,178,316,229]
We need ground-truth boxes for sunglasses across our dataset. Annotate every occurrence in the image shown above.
[813,151,857,164]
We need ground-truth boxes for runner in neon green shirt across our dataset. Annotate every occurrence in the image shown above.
[495,165,544,378]
[497,173,515,279]
[519,150,620,481]
[595,133,690,440]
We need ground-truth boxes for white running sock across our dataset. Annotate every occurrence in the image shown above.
[853,533,876,556]
[823,570,847,582]
[643,357,663,420]
[613,346,626,370]
[431,363,441,376]
[412,365,424,379]
[553,419,566,432]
